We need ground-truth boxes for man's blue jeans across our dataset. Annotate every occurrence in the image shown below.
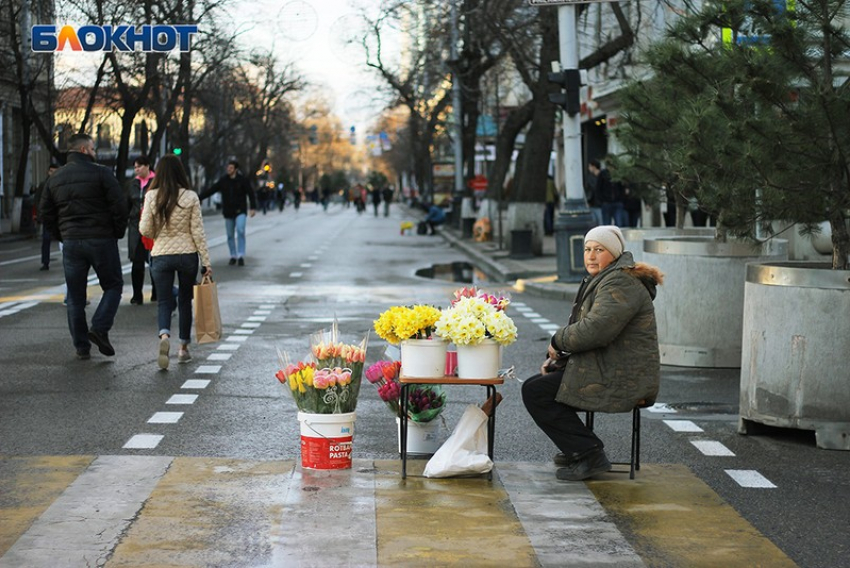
[62,238,123,352]
[225,214,247,259]
[151,253,199,346]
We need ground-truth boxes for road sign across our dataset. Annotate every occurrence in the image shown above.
[469,175,488,191]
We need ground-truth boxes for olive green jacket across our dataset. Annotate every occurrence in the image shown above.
[551,252,664,413]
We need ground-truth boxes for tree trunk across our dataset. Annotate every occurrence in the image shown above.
[512,10,558,203]
[487,100,534,202]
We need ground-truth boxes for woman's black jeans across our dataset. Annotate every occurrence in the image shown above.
[150,253,198,346]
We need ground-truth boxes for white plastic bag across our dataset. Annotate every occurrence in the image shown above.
[423,404,494,478]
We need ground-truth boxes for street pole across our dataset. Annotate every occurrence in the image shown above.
[451,0,470,232]
[553,3,595,282]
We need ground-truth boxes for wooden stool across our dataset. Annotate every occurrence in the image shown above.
[583,400,651,479]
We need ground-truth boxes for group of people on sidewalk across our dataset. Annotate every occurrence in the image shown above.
[37,133,256,369]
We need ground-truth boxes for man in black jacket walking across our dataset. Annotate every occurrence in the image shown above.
[199,160,257,266]
[40,133,128,359]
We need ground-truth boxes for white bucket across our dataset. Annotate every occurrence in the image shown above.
[400,339,448,378]
[456,339,501,379]
[297,411,356,470]
[396,417,442,455]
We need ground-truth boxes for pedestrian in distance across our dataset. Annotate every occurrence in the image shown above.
[521,225,663,481]
[371,186,381,217]
[587,159,627,227]
[139,155,212,370]
[544,174,558,236]
[126,156,157,304]
[199,159,256,266]
[33,163,59,271]
[423,202,446,235]
[40,133,128,360]
[382,185,394,217]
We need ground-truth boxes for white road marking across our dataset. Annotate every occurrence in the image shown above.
[248,316,267,321]
[166,394,198,404]
[539,324,562,331]
[217,343,240,351]
[242,322,262,328]
[225,336,249,342]
[691,440,735,456]
[663,420,704,432]
[290,272,303,277]
[524,312,542,318]
[123,434,164,449]
[234,329,254,334]
[207,353,232,361]
[195,365,222,374]
[531,318,550,323]
[148,412,183,424]
[514,306,533,312]
[300,263,312,268]
[181,379,211,389]
[254,310,272,315]
[648,403,678,413]
[726,469,777,488]
[259,304,276,309]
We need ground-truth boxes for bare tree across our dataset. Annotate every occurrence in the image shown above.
[362,1,453,200]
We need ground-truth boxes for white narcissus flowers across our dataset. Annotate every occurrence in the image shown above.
[434,296,518,346]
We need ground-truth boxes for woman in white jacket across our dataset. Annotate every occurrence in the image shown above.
[140,155,212,370]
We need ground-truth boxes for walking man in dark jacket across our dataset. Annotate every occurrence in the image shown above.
[199,160,257,266]
[40,133,128,359]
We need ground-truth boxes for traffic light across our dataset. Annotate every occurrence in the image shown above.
[172,147,182,156]
[548,69,582,116]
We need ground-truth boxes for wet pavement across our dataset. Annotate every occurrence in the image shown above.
[0,204,829,567]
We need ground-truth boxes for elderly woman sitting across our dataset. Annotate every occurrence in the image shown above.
[522,225,664,481]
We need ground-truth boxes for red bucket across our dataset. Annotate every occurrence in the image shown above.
[297,412,355,469]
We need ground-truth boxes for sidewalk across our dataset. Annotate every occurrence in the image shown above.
[427,209,580,301]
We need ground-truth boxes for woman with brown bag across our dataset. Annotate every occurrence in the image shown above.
[140,155,212,370]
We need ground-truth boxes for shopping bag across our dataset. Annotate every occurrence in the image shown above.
[193,273,222,344]
[423,404,493,478]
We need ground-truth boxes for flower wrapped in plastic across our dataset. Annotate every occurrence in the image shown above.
[274,320,369,414]
[309,320,368,412]
[365,360,402,417]
[373,304,443,345]
[434,289,517,346]
[406,385,446,423]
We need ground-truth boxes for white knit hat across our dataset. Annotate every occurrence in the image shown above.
[584,225,625,259]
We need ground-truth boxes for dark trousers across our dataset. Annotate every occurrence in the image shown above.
[521,372,603,456]
[130,246,156,301]
[41,227,52,267]
[151,253,198,346]
[62,238,124,352]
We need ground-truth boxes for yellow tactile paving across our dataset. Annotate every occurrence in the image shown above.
[106,457,294,567]
[587,464,798,568]
[0,455,95,556]
[374,460,537,567]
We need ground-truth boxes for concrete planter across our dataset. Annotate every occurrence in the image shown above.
[739,262,850,450]
[644,236,788,368]
[623,227,715,263]
[505,203,545,256]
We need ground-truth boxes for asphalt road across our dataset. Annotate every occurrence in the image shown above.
[0,202,847,568]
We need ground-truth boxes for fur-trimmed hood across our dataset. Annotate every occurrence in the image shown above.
[623,261,664,300]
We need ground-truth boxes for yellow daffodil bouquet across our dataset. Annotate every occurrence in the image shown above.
[373,304,444,345]
[433,291,518,346]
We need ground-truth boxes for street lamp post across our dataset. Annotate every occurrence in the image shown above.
[550,2,596,282]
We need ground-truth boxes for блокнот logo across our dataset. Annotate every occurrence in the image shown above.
[32,25,198,52]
